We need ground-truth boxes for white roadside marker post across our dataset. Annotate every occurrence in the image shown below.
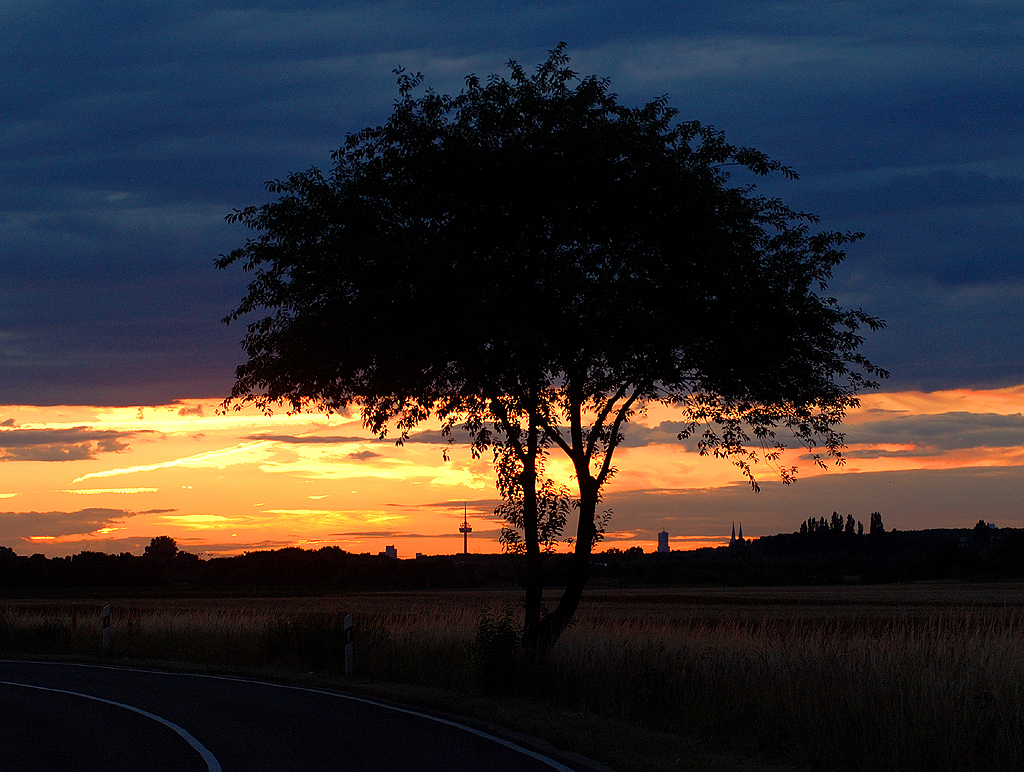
[344,614,354,676]
[102,604,111,655]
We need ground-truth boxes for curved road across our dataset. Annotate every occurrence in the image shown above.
[0,661,598,772]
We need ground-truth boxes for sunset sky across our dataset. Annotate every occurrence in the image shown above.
[2,2,1022,556]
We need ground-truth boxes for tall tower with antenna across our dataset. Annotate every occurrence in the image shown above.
[459,503,472,555]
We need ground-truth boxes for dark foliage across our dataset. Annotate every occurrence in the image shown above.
[472,606,525,693]
[216,44,885,649]
[143,535,179,562]
[0,544,517,591]
[593,525,1024,586]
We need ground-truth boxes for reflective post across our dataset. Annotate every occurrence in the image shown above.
[102,604,111,655]
[344,614,354,676]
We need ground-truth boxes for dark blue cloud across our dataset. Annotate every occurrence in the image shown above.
[845,412,1024,450]
[1,1,1021,403]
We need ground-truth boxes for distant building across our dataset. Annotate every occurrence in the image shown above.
[657,530,670,553]
[729,522,746,548]
[384,545,398,559]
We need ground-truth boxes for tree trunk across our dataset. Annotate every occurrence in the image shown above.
[521,412,544,654]
[525,475,598,653]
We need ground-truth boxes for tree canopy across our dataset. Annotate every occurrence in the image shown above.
[218,44,886,650]
[143,535,178,562]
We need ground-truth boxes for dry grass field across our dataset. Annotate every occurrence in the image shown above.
[3,583,1024,771]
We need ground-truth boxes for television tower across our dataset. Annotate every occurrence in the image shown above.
[459,503,472,555]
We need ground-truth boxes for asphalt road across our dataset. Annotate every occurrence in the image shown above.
[0,661,591,771]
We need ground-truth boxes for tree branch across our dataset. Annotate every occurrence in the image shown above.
[585,383,630,461]
[488,395,526,462]
[596,388,642,487]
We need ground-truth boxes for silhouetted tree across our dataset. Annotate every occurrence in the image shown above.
[144,535,178,563]
[869,511,885,536]
[218,44,885,652]
[845,513,856,535]
[830,511,844,534]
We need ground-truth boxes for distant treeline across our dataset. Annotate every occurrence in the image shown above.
[0,538,517,592]
[596,518,1024,587]
[797,510,886,538]
[2,520,1022,590]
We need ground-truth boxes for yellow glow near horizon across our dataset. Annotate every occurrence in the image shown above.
[855,385,1024,417]
[62,488,160,495]
[0,387,1020,557]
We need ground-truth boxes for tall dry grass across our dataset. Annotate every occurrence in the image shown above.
[2,586,1023,771]
[555,605,1023,771]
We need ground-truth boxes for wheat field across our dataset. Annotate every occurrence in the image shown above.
[3,584,1023,771]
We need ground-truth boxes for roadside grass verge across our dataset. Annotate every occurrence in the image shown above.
[2,586,1023,772]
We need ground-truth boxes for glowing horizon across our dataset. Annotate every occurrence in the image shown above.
[0,385,1021,559]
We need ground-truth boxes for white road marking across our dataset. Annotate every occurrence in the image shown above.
[0,679,222,772]
[263,683,580,772]
[1,661,580,771]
